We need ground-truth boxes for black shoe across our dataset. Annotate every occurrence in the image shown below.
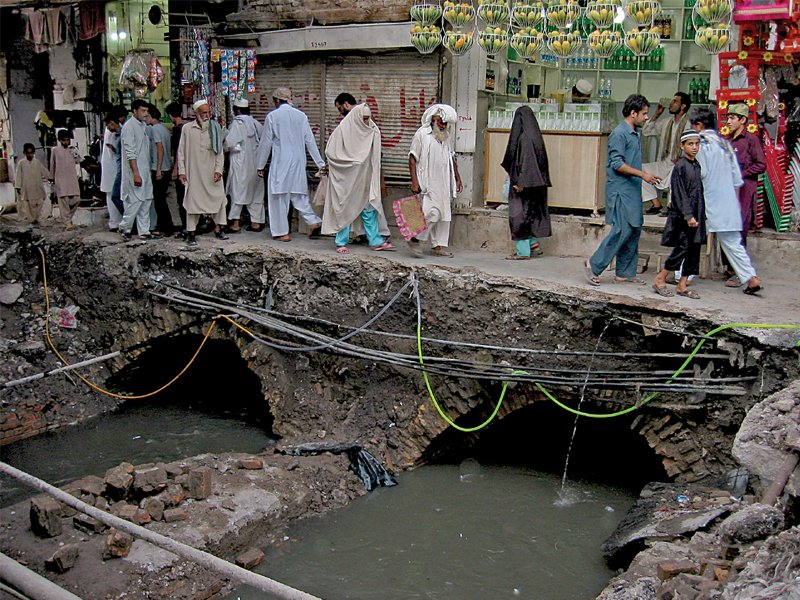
[214,229,229,240]
[121,231,132,241]
[645,205,662,215]
[186,233,198,246]
[308,225,321,239]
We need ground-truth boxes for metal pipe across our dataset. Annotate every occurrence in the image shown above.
[1,351,121,390]
[0,552,83,600]
[0,462,322,600]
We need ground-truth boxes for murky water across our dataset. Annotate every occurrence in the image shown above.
[229,463,634,600]
[0,403,274,507]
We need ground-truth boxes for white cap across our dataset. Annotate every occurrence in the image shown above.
[192,99,209,111]
[575,79,593,95]
[233,98,249,108]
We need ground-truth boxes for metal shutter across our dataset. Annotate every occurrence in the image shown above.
[323,51,441,183]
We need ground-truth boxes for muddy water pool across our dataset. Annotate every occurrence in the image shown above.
[230,463,635,600]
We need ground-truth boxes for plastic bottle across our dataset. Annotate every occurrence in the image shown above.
[689,78,697,103]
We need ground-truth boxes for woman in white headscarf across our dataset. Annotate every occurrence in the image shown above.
[322,104,394,253]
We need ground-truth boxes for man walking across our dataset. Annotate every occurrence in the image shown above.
[584,95,659,286]
[225,98,265,233]
[722,102,766,286]
[166,102,187,231]
[146,104,174,236]
[408,103,462,258]
[256,87,324,241]
[50,130,82,231]
[641,92,691,215]
[177,99,229,246]
[14,143,49,224]
[119,100,153,240]
[690,107,762,295]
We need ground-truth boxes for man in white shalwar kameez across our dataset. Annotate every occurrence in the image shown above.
[100,115,122,231]
[177,99,229,246]
[256,87,325,241]
[119,100,153,240]
[321,104,395,253]
[408,104,462,257]
[225,98,265,232]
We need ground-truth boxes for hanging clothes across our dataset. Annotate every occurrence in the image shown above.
[78,2,105,41]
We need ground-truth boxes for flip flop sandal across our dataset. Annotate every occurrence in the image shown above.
[336,246,349,254]
[505,254,531,260]
[652,285,674,297]
[372,242,396,251]
[274,235,291,242]
[743,284,763,295]
[583,260,601,286]
[724,276,742,287]
[614,276,646,284]
[431,248,454,257]
[676,289,701,299]
[531,243,544,256]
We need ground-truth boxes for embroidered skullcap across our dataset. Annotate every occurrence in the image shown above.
[680,130,701,142]
[192,99,209,111]
[273,87,292,102]
[233,97,249,108]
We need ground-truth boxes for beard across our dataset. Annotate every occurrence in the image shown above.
[433,127,449,143]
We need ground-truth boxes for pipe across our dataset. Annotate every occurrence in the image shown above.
[0,462,322,600]
[0,351,121,389]
[0,552,83,600]
[761,452,800,506]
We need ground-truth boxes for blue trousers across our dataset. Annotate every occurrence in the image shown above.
[589,221,641,278]
[335,207,383,247]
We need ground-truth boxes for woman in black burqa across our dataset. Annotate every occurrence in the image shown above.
[500,106,552,260]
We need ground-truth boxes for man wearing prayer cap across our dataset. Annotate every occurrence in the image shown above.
[571,79,593,103]
[407,103,462,257]
[177,99,229,245]
[255,87,325,241]
[224,97,265,233]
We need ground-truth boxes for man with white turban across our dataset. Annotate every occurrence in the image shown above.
[177,99,229,246]
[408,103,462,257]
[256,87,325,241]
[225,98,265,232]
[322,104,395,253]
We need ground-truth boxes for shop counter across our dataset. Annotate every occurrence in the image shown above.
[484,129,608,214]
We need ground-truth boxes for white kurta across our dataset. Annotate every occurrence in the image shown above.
[120,118,152,202]
[256,103,325,195]
[409,126,457,223]
[177,120,226,215]
[100,131,118,194]
[224,114,264,206]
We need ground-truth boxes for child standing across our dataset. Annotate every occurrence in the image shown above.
[14,143,50,224]
[652,130,706,299]
[50,130,81,230]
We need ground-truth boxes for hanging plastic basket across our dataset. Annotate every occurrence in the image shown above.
[547,31,583,58]
[623,0,660,27]
[478,29,509,56]
[545,3,582,30]
[586,2,619,29]
[694,25,731,54]
[443,30,475,55]
[410,24,443,53]
[443,1,476,28]
[510,29,545,60]
[693,0,732,26]
[477,2,511,28]
[410,3,444,25]
[511,2,546,29]
[624,28,660,55]
[588,28,622,58]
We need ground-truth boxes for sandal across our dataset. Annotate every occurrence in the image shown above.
[336,246,349,254]
[531,243,544,256]
[372,241,396,252]
[652,284,674,297]
[614,276,646,285]
[583,260,601,286]
[308,225,321,239]
[431,247,453,257]
[246,224,263,232]
[274,234,291,242]
[724,276,742,288]
[676,289,701,299]
[743,284,763,295]
[506,254,531,260]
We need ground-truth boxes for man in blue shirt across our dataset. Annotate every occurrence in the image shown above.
[584,94,660,286]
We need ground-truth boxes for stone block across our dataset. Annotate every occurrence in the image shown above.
[102,529,134,560]
[0,282,24,305]
[163,508,189,523]
[657,559,699,581]
[46,544,80,573]
[73,514,108,534]
[110,502,137,523]
[141,497,165,521]
[188,467,213,499]
[718,503,785,543]
[133,510,151,526]
[132,464,168,495]
[235,547,265,570]
[74,475,105,497]
[164,462,184,478]
[237,458,264,470]
[30,495,63,538]
[104,463,134,498]
[156,483,185,507]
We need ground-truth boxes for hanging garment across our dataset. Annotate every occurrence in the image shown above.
[78,1,105,40]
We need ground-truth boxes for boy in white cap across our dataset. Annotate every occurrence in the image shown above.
[571,79,593,103]
[224,97,265,233]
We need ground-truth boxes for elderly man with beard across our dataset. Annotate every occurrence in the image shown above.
[322,104,394,254]
[225,98,265,233]
[408,104,462,258]
[177,99,229,246]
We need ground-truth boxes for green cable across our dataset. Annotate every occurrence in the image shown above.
[417,319,800,430]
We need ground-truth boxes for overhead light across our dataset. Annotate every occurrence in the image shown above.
[119,31,128,40]
[110,31,119,40]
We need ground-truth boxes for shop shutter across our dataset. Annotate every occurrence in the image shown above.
[323,51,441,183]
